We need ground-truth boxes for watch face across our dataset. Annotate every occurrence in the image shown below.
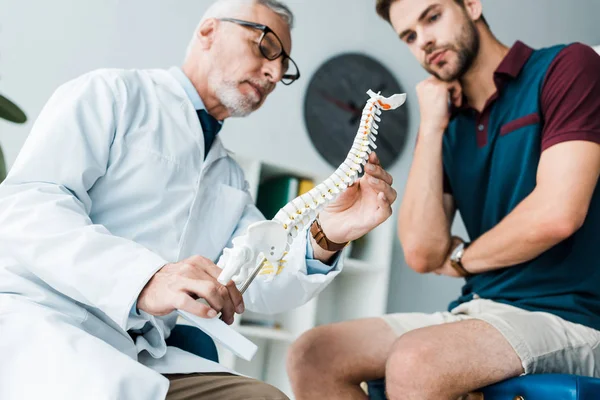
[451,242,465,261]
[303,53,410,169]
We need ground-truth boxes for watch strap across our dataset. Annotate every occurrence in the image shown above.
[310,218,348,252]
[450,241,472,277]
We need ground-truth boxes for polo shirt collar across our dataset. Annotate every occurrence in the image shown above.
[452,41,534,116]
[494,40,534,81]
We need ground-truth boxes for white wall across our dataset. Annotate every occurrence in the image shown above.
[1,0,600,315]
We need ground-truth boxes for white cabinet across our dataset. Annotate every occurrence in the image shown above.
[216,154,395,398]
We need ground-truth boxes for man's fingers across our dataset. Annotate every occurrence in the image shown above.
[175,294,218,319]
[448,81,463,107]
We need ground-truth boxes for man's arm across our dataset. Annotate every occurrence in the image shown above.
[456,43,600,274]
[398,77,461,273]
[399,132,456,273]
[459,141,600,273]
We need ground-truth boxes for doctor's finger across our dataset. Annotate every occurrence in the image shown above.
[225,280,245,314]
[216,284,236,325]
[374,192,393,223]
[176,293,218,319]
[202,261,231,281]
[365,163,393,185]
[200,263,245,314]
[381,184,397,205]
[366,177,397,204]
[180,278,225,312]
[181,265,238,321]
[368,152,381,166]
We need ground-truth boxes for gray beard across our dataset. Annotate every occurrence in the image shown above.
[208,72,258,118]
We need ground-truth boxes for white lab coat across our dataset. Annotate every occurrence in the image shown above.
[0,69,342,399]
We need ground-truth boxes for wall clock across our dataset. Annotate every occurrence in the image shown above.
[303,53,409,169]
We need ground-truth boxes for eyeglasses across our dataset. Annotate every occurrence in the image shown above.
[219,18,300,85]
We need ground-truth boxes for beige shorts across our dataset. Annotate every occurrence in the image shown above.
[382,299,600,376]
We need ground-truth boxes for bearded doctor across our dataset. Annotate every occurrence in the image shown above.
[0,0,396,399]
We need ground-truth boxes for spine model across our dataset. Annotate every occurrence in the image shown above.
[273,89,406,244]
[217,89,407,289]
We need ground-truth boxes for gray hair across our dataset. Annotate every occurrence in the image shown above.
[185,0,294,58]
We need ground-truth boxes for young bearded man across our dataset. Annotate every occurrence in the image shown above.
[286,1,600,399]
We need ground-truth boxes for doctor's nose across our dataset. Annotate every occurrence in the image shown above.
[262,58,284,85]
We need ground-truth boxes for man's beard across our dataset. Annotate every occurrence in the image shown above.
[425,18,480,82]
[209,71,270,118]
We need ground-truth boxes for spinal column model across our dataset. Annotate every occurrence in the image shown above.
[217,89,407,291]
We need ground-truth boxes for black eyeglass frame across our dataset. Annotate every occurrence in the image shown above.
[219,17,300,85]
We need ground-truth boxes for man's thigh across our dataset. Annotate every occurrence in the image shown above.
[386,318,524,397]
[466,299,600,376]
[165,373,288,400]
[386,299,600,377]
[291,311,459,383]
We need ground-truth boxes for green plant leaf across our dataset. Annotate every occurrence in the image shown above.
[0,94,27,124]
[0,146,6,183]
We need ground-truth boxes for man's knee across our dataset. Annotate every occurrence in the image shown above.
[386,331,441,388]
[287,326,335,377]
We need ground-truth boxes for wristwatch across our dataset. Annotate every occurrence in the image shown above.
[310,217,348,252]
[450,241,471,277]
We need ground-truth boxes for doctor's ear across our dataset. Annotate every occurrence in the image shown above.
[196,18,218,49]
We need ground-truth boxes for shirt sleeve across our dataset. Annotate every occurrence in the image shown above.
[0,72,168,332]
[540,43,600,151]
[305,229,342,275]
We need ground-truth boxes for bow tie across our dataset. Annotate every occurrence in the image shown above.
[196,109,222,158]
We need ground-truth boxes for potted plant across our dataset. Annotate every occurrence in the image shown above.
[0,94,27,182]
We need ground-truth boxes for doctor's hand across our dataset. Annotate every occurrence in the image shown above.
[317,152,397,244]
[137,255,244,325]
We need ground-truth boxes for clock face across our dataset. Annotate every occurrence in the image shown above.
[303,53,409,169]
